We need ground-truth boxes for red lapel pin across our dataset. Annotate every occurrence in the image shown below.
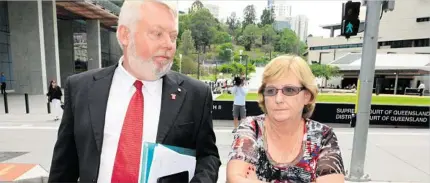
[171,94,176,100]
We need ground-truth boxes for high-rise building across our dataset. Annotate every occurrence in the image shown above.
[267,0,275,9]
[272,1,292,21]
[291,15,309,42]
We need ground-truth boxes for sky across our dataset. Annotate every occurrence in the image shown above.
[175,0,347,37]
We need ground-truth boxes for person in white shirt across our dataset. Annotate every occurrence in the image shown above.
[48,1,220,182]
[231,76,248,133]
[418,82,425,96]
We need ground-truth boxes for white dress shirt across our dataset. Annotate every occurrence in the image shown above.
[97,58,163,183]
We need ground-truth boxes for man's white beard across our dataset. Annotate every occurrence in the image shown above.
[127,39,173,81]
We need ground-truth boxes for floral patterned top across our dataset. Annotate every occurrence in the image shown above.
[228,115,345,183]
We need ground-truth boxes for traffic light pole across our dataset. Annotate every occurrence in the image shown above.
[346,0,382,181]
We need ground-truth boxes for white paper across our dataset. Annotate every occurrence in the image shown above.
[146,145,196,183]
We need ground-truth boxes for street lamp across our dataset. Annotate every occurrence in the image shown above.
[179,54,182,73]
[239,50,243,64]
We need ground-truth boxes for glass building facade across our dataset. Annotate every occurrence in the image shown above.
[0,1,12,90]
[71,20,120,74]
[0,1,121,93]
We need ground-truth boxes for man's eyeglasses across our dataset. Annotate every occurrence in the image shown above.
[263,85,305,96]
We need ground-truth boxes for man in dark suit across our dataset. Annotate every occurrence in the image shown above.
[48,1,220,182]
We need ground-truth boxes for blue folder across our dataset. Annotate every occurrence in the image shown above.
[140,142,196,183]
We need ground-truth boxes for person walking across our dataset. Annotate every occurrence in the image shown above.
[418,82,425,96]
[1,72,6,94]
[47,80,62,121]
[231,76,248,133]
[48,1,220,182]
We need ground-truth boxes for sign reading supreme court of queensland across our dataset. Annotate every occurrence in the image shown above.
[212,101,430,127]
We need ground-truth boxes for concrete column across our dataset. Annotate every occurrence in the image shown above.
[42,0,61,87]
[86,19,101,70]
[57,20,74,86]
[8,0,48,94]
[330,27,334,37]
[109,31,122,65]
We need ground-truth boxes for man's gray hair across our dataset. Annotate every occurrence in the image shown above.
[116,0,179,50]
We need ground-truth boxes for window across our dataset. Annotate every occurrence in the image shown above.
[309,43,363,50]
[414,39,430,47]
[417,17,430,22]
[378,38,429,48]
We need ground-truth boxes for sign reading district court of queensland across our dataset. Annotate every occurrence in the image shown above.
[336,108,430,123]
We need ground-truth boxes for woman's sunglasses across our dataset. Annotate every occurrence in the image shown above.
[263,85,305,96]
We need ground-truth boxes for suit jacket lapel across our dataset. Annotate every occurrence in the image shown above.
[88,65,117,152]
[156,72,186,143]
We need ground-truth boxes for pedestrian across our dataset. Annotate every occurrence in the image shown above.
[418,82,425,96]
[231,76,248,133]
[48,1,220,182]
[46,80,62,121]
[227,55,345,183]
[0,72,6,94]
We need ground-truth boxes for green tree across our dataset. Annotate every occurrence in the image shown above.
[261,24,277,45]
[249,57,269,67]
[218,63,234,74]
[260,7,275,27]
[181,55,198,74]
[261,25,277,59]
[299,41,308,56]
[171,56,180,72]
[212,31,231,44]
[240,24,261,51]
[217,61,256,76]
[178,14,191,41]
[310,64,341,81]
[178,29,195,55]
[189,0,204,13]
[215,43,234,62]
[275,28,300,54]
[189,8,217,52]
[226,12,241,37]
[242,5,256,28]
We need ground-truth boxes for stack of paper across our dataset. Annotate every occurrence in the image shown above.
[140,142,196,183]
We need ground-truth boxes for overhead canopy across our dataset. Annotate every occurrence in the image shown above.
[320,21,365,30]
[56,0,119,28]
[329,53,430,75]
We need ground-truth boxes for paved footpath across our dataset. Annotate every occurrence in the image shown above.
[0,94,429,182]
[0,116,429,183]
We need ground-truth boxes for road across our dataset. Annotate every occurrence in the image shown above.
[0,116,429,183]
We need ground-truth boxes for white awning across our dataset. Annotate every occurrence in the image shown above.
[329,53,430,72]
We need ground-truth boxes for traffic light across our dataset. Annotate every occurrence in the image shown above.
[341,1,361,39]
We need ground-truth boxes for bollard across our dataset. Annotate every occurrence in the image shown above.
[350,113,357,128]
[47,102,51,114]
[24,93,29,114]
[3,93,8,114]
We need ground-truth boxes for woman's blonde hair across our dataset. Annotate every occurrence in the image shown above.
[258,55,318,119]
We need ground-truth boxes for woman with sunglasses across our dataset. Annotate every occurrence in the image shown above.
[226,55,345,183]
